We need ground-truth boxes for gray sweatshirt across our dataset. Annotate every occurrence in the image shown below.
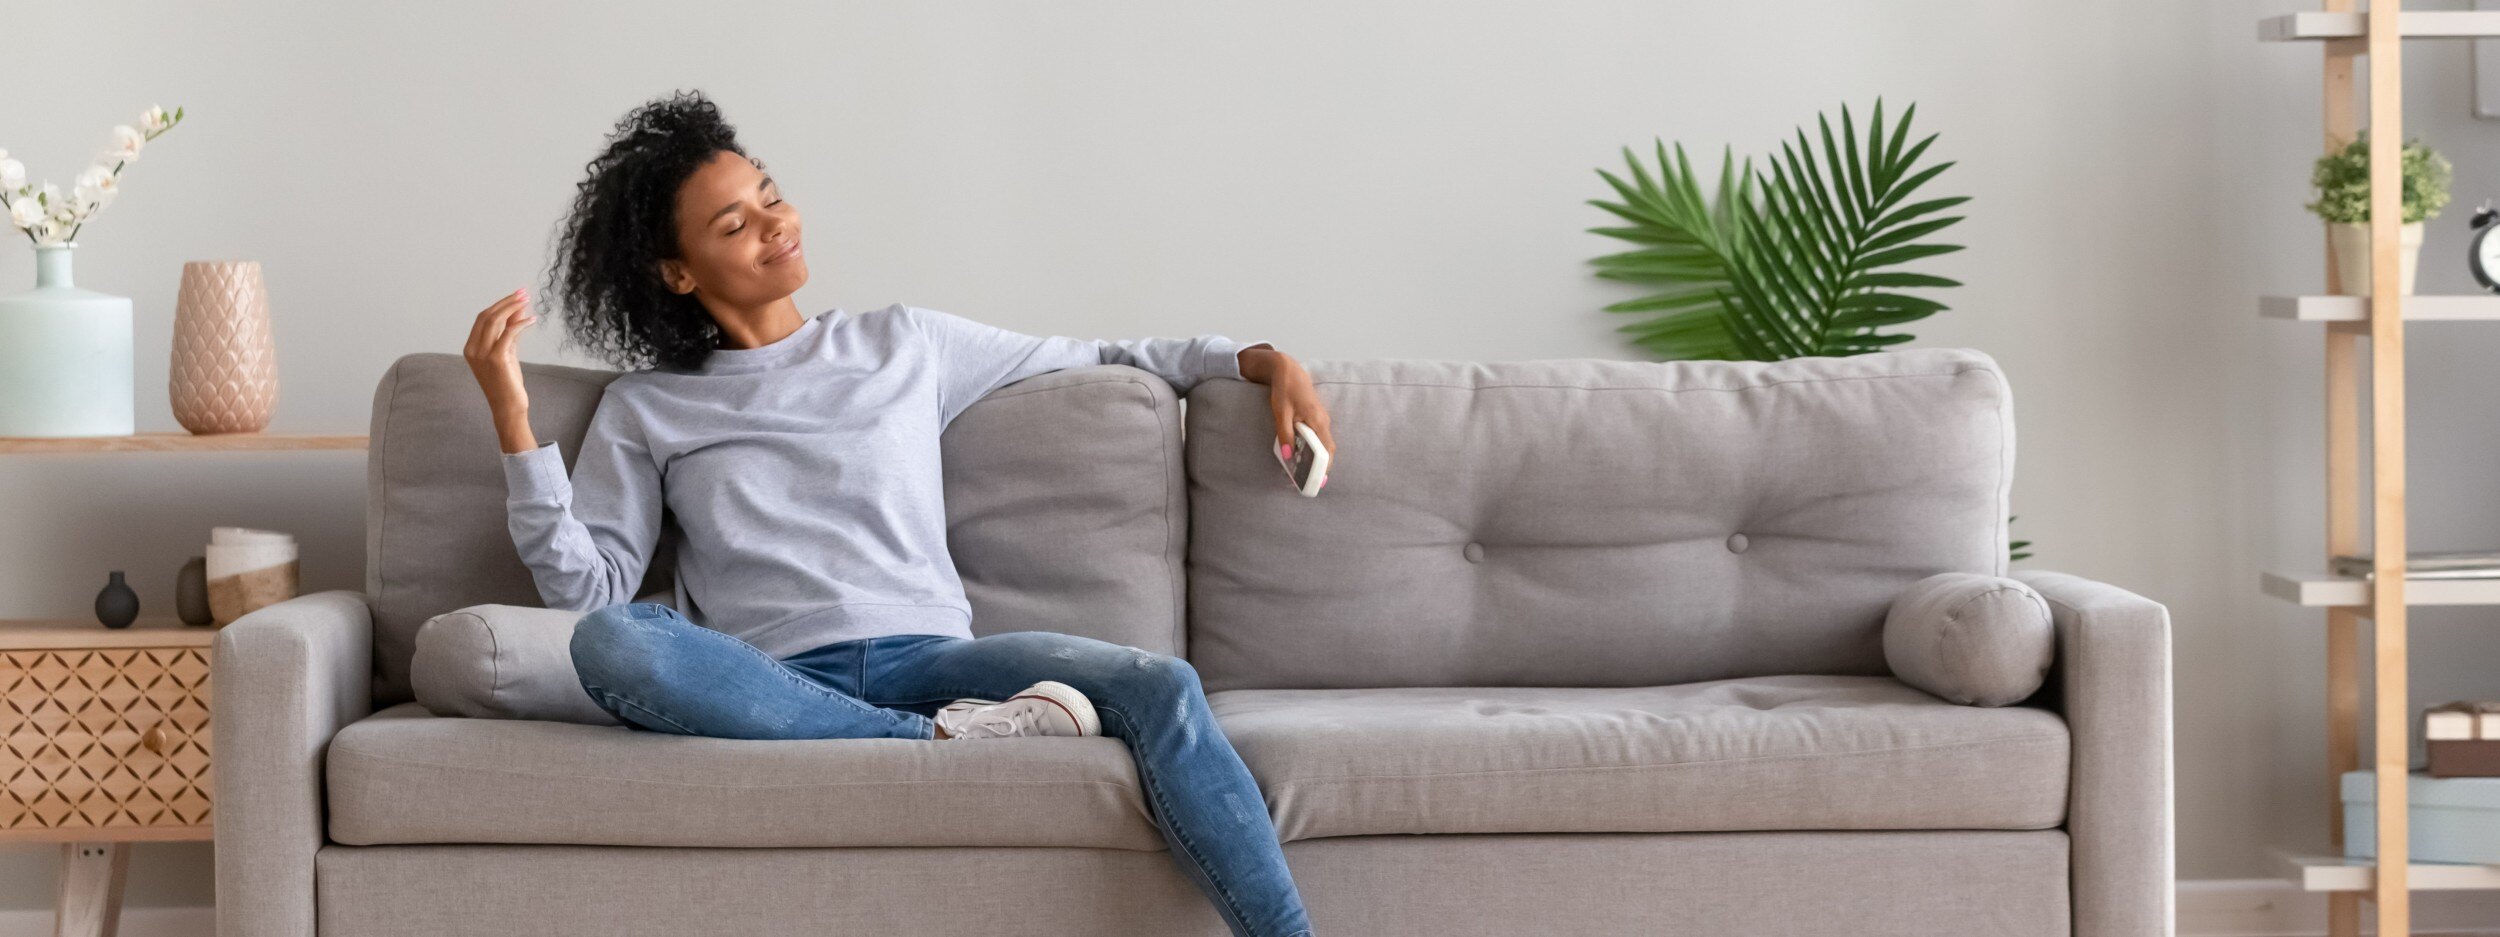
[501,302,1268,659]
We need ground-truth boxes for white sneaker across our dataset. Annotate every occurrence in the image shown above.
[933,680,1102,739]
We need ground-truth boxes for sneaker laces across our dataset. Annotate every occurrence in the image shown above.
[940,699,1050,744]
[958,702,1043,739]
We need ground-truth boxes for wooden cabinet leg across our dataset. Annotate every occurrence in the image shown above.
[54,842,129,937]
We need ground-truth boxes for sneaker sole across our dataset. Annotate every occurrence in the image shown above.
[1009,680,1102,736]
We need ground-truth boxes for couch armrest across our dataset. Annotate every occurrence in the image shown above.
[2013,570,2173,937]
[211,590,374,937]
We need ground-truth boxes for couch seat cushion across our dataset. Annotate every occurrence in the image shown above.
[326,702,1164,850]
[1207,675,2069,842]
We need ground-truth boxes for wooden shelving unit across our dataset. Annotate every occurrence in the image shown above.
[2259,4,2491,934]
[0,432,366,454]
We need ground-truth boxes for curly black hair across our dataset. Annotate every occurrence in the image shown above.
[545,89,758,372]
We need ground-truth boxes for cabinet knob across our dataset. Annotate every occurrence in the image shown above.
[141,725,169,755]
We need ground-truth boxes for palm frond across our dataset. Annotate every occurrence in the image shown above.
[1587,98,1966,360]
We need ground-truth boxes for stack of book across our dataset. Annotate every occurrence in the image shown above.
[2332,550,2500,580]
[2426,701,2500,778]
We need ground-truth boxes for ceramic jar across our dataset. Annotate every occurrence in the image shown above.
[0,243,135,437]
[170,260,277,434]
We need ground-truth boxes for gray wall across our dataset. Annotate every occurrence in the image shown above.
[0,0,2480,911]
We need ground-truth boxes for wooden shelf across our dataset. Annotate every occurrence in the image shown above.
[0,432,367,454]
[2261,11,2500,41]
[2261,570,2500,607]
[2262,295,2500,322]
[2287,853,2500,892]
[0,618,216,649]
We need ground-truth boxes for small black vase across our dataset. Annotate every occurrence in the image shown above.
[95,570,139,629]
[175,556,212,626]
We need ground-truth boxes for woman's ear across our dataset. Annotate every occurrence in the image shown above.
[659,258,696,295]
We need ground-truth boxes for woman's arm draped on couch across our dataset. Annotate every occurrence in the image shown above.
[901,304,1271,426]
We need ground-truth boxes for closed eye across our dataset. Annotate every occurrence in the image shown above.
[724,198,784,236]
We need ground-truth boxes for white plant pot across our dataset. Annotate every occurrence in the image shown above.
[2329,220,2424,296]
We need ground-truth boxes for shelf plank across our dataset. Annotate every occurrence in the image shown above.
[2262,570,2500,608]
[0,618,216,650]
[2261,11,2500,41]
[0,432,367,454]
[2287,853,2500,892]
[2261,295,2500,321]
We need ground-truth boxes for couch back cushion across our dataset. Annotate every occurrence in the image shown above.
[365,353,1190,707]
[1181,347,2014,693]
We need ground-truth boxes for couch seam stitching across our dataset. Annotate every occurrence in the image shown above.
[1302,366,1988,394]
[330,747,1149,795]
[1252,732,2071,785]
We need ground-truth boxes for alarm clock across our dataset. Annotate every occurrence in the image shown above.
[2471,202,2500,294]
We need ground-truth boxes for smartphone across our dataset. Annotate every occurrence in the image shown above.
[1275,421,1330,497]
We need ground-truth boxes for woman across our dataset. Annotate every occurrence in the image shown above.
[460,90,1335,937]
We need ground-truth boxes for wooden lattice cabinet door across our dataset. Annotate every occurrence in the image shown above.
[1,645,214,838]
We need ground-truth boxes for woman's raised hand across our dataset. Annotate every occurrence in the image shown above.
[464,288,541,454]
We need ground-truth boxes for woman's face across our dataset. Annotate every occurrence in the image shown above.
[659,149,807,315]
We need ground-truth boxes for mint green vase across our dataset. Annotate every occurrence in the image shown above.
[0,243,134,437]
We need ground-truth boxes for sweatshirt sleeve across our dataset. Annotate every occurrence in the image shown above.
[500,389,664,612]
[900,304,1272,425]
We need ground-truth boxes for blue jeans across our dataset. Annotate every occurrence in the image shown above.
[568,601,1316,937]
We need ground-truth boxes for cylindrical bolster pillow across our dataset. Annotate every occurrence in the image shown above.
[1882,572,2054,707]
[412,604,623,726]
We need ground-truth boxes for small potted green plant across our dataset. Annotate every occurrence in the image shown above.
[2307,131,2451,295]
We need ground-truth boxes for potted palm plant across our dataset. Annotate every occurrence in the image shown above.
[2308,131,2450,295]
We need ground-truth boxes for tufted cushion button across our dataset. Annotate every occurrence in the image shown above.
[1726,533,1749,554]
[1462,542,1484,563]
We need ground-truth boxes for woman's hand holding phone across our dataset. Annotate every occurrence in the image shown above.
[1247,348,1335,496]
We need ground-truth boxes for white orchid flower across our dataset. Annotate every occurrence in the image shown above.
[4,104,182,244]
[74,164,117,203]
[105,125,144,164]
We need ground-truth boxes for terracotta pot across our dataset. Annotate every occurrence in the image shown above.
[169,260,277,434]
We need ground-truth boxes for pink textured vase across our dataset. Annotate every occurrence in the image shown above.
[169,260,277,434]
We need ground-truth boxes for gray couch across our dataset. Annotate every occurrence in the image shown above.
[211,346,2172,936]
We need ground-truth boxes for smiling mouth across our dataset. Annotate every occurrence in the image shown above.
[765,240,802,265]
